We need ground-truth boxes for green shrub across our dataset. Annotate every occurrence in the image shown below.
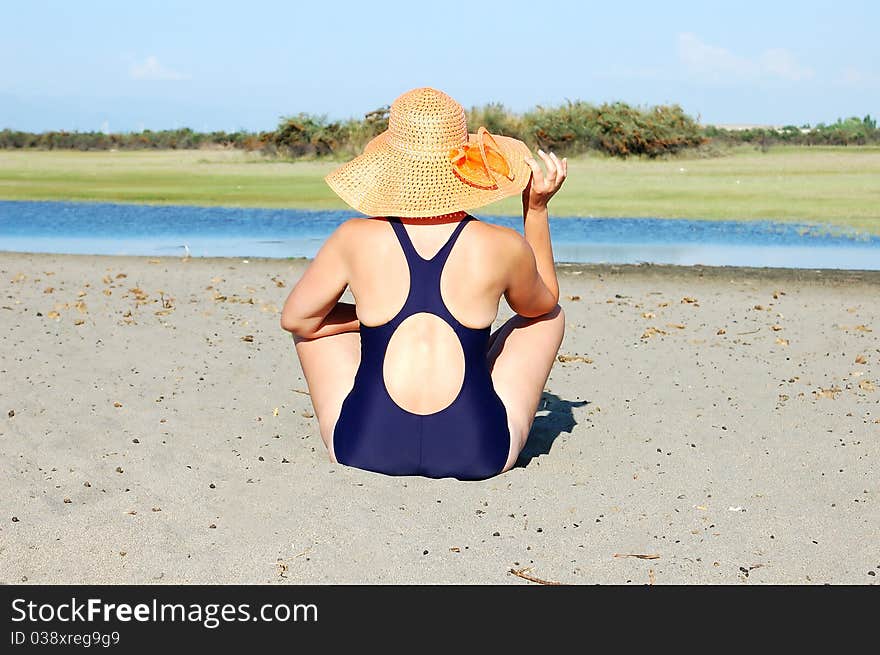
[2,104,876,156]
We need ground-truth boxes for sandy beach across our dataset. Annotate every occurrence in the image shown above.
[1,251,877,585]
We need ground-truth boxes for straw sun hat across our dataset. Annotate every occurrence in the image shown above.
[324,87,533,218]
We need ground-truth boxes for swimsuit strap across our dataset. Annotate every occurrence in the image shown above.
[389,216,473,270]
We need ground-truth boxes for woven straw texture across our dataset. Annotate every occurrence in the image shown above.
[324,87,533,218]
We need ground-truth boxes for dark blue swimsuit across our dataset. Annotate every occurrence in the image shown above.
[333,215,511,480]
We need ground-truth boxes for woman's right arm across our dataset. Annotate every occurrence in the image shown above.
[503,149,568,317]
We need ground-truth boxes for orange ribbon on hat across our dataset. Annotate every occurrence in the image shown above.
[448,126,515,190]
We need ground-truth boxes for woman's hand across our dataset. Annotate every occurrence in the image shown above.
[523,149,567,212]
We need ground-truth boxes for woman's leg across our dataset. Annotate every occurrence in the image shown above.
[486,304,566,472]
[291,330,361,463]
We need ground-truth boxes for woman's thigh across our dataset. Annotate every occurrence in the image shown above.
[292,330,361,463]
[486,305,566,472]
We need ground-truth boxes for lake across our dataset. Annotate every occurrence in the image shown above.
[1,200,878,270]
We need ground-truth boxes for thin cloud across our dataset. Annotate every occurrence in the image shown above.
[837,66,879,87]
[129,56,189,81]
[677,33,813,81]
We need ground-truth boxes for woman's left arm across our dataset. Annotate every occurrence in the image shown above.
[280,221,360,339]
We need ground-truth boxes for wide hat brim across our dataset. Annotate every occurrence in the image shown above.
[324,130,533,218]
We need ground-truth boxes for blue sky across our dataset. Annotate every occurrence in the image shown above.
[2,0,877,133]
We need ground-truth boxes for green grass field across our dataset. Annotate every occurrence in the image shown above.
[1,145,878,235]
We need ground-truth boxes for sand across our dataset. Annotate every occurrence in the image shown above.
[1,252,877,585]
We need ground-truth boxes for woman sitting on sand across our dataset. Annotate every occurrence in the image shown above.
[280,87,567,480]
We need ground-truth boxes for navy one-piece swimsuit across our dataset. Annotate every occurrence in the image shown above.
[332,215,511,481]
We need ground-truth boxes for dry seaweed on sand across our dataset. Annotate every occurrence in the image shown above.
[509,568,564,585]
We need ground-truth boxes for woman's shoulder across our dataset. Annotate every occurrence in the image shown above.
[335,216,376,232]
[328,217,393,258]
[477,220,525,243]
[329,216,382,242]
[473,220,530,258]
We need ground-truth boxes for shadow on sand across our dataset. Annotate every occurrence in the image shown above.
[515,392,590,468]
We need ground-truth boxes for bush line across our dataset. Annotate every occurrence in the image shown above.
[2,102,877,159]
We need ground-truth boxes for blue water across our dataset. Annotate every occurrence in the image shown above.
[0,200,878,270]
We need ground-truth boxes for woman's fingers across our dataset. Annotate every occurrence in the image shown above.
[549,151,564,187]
[527,149,568,200]
[524,156,545,188]
[536,149,556,187]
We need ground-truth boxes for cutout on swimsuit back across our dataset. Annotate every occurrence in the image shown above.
[382,312,466,415]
